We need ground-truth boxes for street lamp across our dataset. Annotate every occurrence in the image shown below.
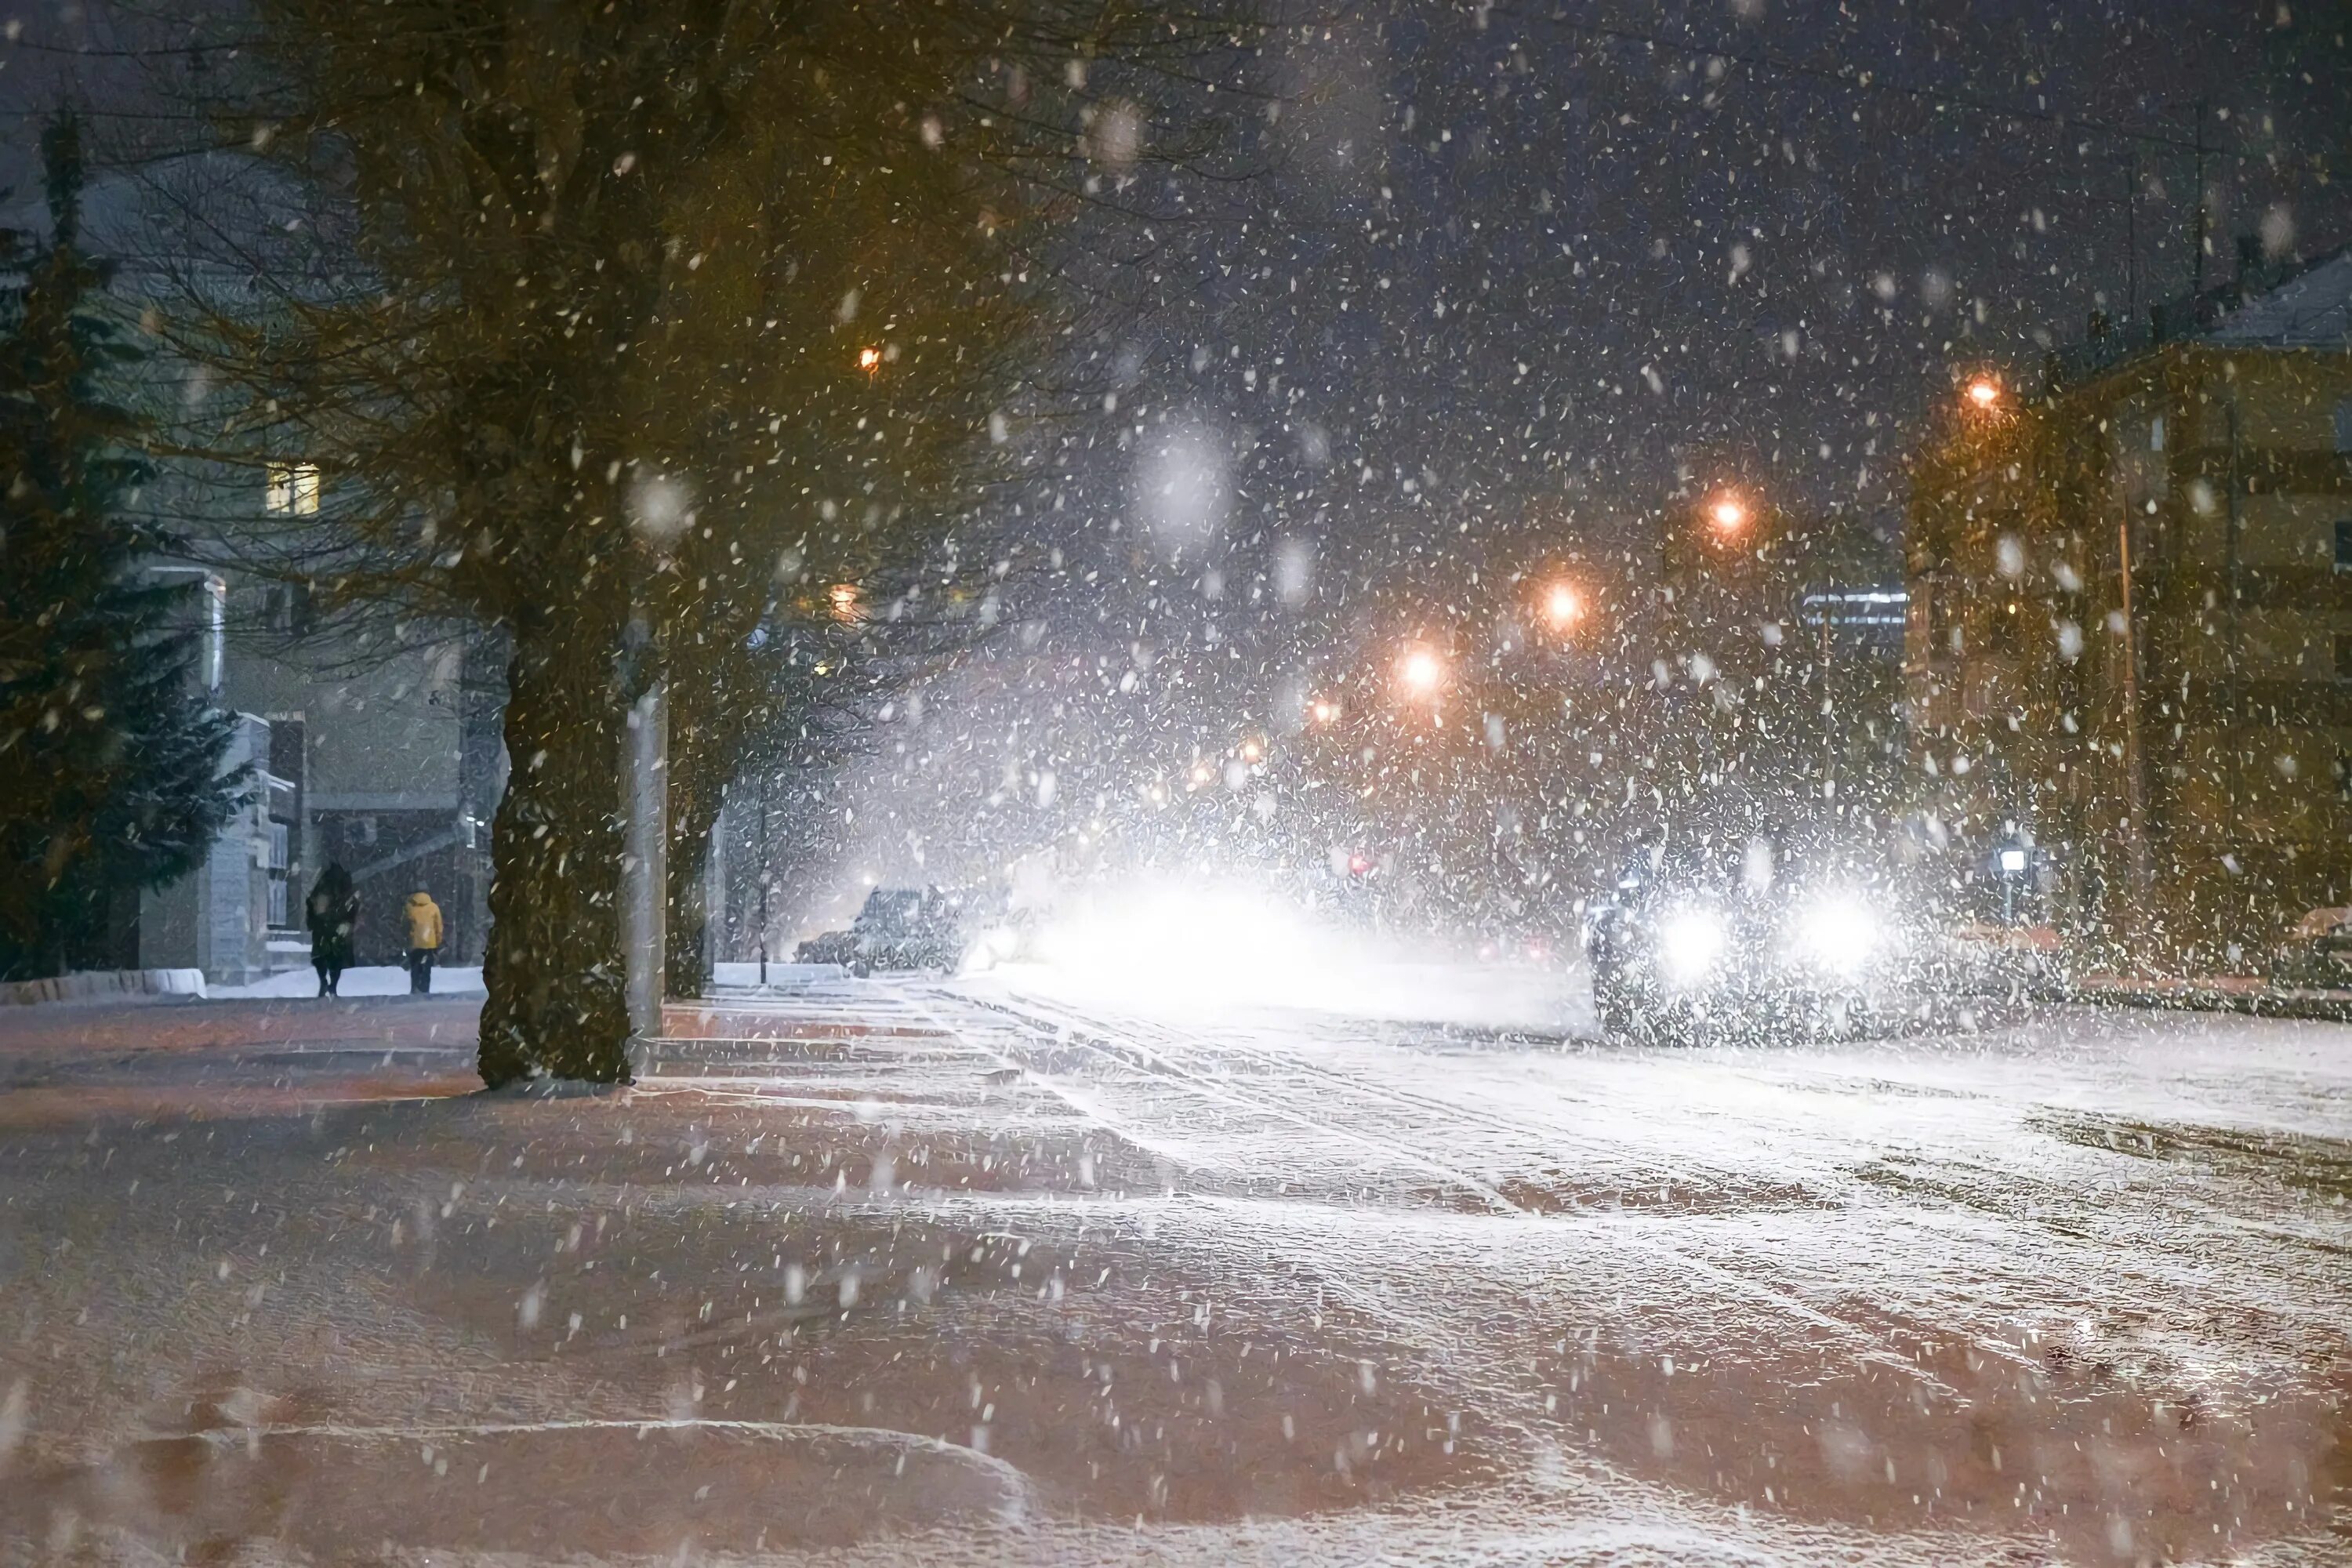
[1396,643,1446,699]
[1706,495,1749,535]
[1541,581,1583,630]
[1965,376,2002,411]
[857,345,883,374]
[1998,845,2030,925]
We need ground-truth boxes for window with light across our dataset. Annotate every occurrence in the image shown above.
[265,461,321,515]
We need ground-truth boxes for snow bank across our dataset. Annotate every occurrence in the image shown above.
[209,964,485,999]
[710,960,848,990]
[0,967,208,1006]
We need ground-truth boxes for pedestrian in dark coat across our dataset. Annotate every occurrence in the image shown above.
[306,862,358,997]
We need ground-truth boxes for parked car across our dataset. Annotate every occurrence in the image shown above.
[795,887,969,976]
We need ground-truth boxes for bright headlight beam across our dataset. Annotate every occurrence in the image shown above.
[1657,909,1726,985]
[1797,893,1878,976]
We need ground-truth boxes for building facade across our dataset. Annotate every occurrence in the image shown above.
[134,468,504,981]
[1907,245,2352,964]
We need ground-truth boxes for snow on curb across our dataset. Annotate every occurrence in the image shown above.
[0,967,208,1007]
[209,964,485,999]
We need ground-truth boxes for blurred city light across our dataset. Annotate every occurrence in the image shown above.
[1965,376,2002,410]
[857,345,883,373]
[1707,495,1749,535]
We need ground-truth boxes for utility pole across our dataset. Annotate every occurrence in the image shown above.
[2190,98,2209,298]
[757,773,771,989]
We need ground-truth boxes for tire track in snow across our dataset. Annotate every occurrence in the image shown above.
[949,986,1987,1392]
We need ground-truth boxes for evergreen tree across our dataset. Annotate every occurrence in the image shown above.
[160,0,1254,1081]
[0,110,243,981]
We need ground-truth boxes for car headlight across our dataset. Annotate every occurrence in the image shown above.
[1795,893,1877,977]
[1657,908,1727,985]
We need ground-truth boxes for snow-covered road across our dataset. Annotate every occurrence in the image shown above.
[2,978,2345,1563]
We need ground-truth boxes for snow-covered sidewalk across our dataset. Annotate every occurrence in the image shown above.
[208,963,485,999]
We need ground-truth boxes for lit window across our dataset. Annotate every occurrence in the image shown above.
[265,461,321,515]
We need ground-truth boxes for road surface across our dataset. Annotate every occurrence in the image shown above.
[0,977,2344,1563]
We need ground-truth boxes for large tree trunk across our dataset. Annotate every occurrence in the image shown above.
[477,615,632,1087]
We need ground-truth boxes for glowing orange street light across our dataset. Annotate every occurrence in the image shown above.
[1965,376,2002,411]
[1707,495,1749,535]
[1308,696,1341,725]
[1396,643,1446,699]
[1237,736,1265,764]
[1542,581,1584,630]
[829,583,863,621]
[857,345,883,374]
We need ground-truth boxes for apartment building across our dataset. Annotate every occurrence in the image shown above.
[1907,242,2352,960]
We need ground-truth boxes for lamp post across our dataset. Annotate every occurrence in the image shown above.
[1998,844,2029,926]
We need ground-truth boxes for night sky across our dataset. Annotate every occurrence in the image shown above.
[5,0,2347,904]
[1099,2,2349,557]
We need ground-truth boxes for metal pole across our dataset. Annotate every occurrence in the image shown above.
[702,795,724,992]
[757,772,770,989]
[2225,392,2245,824]
[621,677,667,1040]
[1818,585,1835,803]
[2118,510,2154,920]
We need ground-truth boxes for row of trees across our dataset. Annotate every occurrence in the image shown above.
[85,1,1257,1079]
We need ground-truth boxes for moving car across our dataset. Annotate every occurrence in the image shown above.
[796,887,968,976]
[1583,840,1904,1040]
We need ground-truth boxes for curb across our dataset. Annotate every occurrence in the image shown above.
[1,968,209,1007]
[2065,983,2352,1022]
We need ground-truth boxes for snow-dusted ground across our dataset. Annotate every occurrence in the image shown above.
[209,962,487,999]
[1,975,2346,1563]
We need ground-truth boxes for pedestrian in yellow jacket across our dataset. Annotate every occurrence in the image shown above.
[405,890,444,995]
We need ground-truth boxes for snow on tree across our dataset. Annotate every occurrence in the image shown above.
[0,110,245,981]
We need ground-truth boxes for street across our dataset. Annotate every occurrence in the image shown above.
[1,978,2345,1564]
